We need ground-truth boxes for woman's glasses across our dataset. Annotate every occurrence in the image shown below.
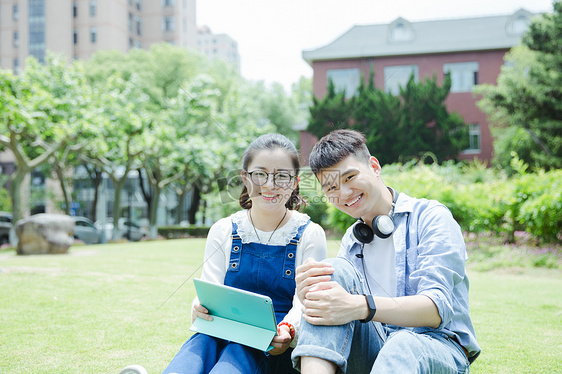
[245,170,295,188]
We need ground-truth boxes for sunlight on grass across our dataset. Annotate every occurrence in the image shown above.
[0,239,560,373]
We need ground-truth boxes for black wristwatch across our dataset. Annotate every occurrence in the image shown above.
[360,294,376,323]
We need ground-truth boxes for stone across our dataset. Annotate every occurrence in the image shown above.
[15,214,74,255]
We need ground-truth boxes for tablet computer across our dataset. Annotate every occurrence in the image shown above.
[189,278,277,352]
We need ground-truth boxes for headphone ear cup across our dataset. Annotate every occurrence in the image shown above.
[372,215,394,239]
[352,221,374,244]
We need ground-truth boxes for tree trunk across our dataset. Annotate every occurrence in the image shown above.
[187,184,201,225]
[84,164,102,222]
[9,170,26,245]
[112,178,126,241]
[54,162,71,215]
[201,199,207,226]
[149,185,161,239]
[138,169,153,221]
[176,190,186,224]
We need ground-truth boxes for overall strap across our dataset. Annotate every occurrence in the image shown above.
[282,220,311,280]
[228,221,242,273]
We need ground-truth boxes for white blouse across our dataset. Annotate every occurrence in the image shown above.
[192,210,328,345]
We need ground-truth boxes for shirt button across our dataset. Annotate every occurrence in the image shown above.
[233,246,239,252]
[231,263,238,268]
[285,269,292,276]
[288,253,294,258]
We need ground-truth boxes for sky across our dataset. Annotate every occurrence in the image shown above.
[197,0,554,92]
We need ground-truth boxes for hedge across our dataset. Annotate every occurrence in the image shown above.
[305,161,561,244]
[157,226,211,239]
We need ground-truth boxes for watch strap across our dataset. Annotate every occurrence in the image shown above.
[360,294,376,323]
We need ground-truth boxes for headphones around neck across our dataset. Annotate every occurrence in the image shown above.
[352,187,398,244]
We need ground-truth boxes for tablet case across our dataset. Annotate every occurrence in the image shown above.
[189,278,277,352]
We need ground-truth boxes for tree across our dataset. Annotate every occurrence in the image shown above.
[82,74,148,240]
[307,79,352,138]
[0,55,87,236]
[351,71,402,165]
[308,71,468,164]
[476,2,562,171]
[396,74,468,163]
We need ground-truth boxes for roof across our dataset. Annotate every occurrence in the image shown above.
[302,9,542,64]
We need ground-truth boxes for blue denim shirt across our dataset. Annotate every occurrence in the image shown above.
[339,192,481,363]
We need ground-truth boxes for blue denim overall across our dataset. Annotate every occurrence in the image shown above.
[162,219,310,374]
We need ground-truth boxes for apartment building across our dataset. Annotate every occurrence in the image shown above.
[0,0,198,220]
[197,25,240,72]
[300,9,540,164]
[0,0,197,71]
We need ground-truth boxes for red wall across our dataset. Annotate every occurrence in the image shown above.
[305,49,509,164]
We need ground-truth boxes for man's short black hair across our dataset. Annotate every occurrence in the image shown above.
[309,129,371,174]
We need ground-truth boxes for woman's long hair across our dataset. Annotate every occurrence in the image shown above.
[239,134,306,211]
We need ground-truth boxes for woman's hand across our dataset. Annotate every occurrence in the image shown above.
[295,258,334,302]
[191,297,212,322]
[268,324,293,356]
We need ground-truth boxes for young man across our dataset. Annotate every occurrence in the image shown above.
[292,130,480,373]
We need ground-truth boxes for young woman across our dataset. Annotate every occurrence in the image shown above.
[120,134,327,374]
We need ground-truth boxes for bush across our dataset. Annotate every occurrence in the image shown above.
[157,226,210,239]
[321,159,561,244]
[516,171,562,243]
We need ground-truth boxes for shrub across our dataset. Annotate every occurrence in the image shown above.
[157,226,210,239]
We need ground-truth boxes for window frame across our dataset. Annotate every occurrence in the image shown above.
[383,64,419,95]
[326,68,361,98]
[443,62,479,93]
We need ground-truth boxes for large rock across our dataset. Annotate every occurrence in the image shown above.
[15,214,74,255]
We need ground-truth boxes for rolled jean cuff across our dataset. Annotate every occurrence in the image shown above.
[292,344,347,373]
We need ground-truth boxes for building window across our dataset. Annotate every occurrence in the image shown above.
[14,58,19,72]
[389,18,414,42]
[90,1,96,16]
[13,4,19,21]
[162,16,175,31]
[73,2,77,17]
[29,0,46,62]
[74,29,78,44]
[135,0,141,11]
[507,12,531,36]
[162,0,174,6]
[90,27,97,43]
[443,62,479,93]
[465,124,481,153]
[390,22,414,42]
[384,65,418,95]
[136,16,142,35]
[13,31,19,47]
[326,68,360,98]
[128,13,133,32]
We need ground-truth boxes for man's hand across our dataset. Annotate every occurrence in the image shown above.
[302,281,368,326]
[191,297,212,322]
[295,258,334,302]
[268,325,293,356]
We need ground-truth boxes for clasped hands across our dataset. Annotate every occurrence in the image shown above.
[296,258,367,326]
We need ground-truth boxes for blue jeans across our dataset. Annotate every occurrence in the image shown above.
[291,258,470,373]
[162,333,267,374]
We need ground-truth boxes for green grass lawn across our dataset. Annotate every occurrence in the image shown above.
[0,239,560,373]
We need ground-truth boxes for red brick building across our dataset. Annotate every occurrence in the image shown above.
[300,9,541,165]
